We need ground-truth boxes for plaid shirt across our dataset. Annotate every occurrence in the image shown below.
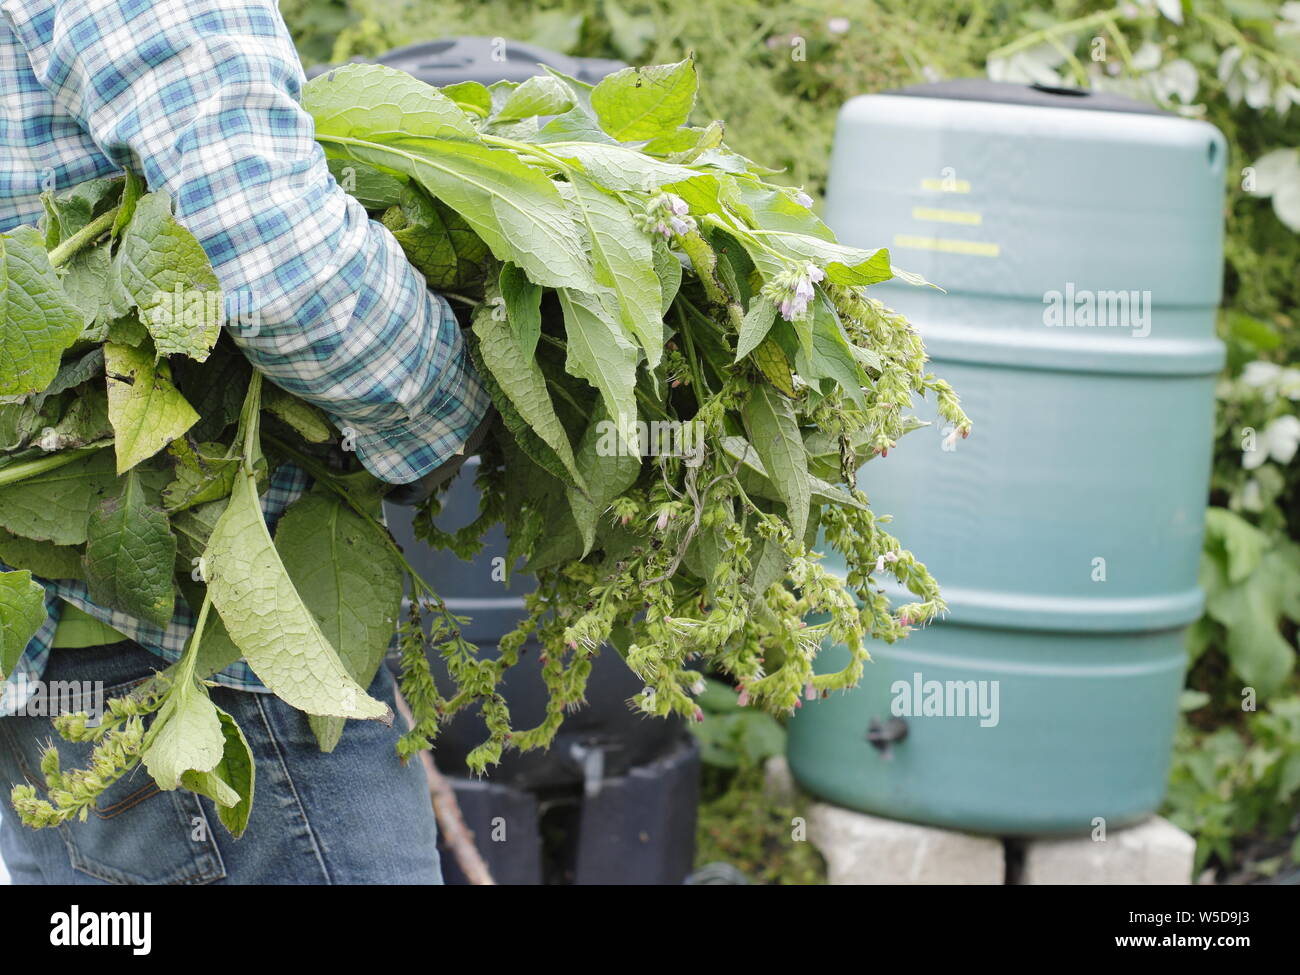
[0,0,489,715]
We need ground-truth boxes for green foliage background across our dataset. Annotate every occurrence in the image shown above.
[279,0,1300,881]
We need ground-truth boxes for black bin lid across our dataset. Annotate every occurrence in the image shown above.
[884,78,1167,116]
[375,36,625,86]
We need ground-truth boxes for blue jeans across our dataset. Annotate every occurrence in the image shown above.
[0,641,442,884]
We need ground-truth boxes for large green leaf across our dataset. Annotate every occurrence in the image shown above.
[162,440,240,513]
[203,470,391,723]
[494,74,575,122]
[590,59,697,142]
[568,173,664,368]
[498,262,541,359]
[752,231,893,287]
[189,706,255,836]
[0,528,85,582]
[0,450,117,545]
[741,385,810,538]
[274,492,404,752]
[798,295,868,406]
[305,64,592,290]
[558,288,639,450]
[735,294,777,361]
[0,226,86,396]
[544,141,699,192]
[83,470,176,627]
[115,193,222,361]
[472,300,584,489]
[382,184,489,290]
[60,245,112,326]
[0,569,46,680]
[651,236,682,314]
[143,677,224,791]
[105,341,199,473]
[327,157,406,209]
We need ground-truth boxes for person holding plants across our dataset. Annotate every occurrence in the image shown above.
[0,0,488,884]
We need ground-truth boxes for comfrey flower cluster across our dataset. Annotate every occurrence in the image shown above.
[763,262,827,321]
[638,192,698,239]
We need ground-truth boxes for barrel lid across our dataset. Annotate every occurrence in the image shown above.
[374,37,625,86]
[883,78,1167,116]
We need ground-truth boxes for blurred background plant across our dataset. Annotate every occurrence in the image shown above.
[279,0,1300,882]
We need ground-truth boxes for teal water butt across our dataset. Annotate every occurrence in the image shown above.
[786,80,1226,835]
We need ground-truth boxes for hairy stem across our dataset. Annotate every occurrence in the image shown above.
[47,207,120,268]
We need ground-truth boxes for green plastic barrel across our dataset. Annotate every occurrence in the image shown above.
[786,80,1226,835]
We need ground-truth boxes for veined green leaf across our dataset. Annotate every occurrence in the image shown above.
[83,469,176,627]
[327,157,406,209]
[305,64,593,290]
[275,492,404,752]
[543,141,699,192]
[473,299,585,488]
[0,569,46,680]
[60,245,112,326]
[0,528,85,582]
[143,677,224,791]
[498,263,542,358]
[651,236,682,314]
[0,226,86,397]
[735,294,777,361]
[382,184,489,290]
[203,470,391,723]
[532,107,621,146]
[590,58,697,141]
[741,385,810,538]
[753,230,893,287]
[205,706,255,836]
[798,294,868,406]
[495,74,575,122]
[569,173,664,368]
[751,336,795,397]
[262,384,333,444]
[722,180,834,240]
[0,450,117,545]
[105,342,199,473]
[115,193,222,361]
[558,288,639,449]
[440,80,492,117]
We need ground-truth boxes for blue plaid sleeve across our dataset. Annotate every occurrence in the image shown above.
[1,0,489,484]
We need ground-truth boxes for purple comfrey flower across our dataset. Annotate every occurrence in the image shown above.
[793,188,814,208]
[666,193,689,216]
[669,214,696,236]
[777,263,825,321]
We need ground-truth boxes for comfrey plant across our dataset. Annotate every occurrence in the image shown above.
[0,59,968,834]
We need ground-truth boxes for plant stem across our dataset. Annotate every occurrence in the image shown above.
[48,207,120,268]
[0,441,111,488]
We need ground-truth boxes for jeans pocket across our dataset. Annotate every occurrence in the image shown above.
[59,786,227,886]
[1,663,228,885]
